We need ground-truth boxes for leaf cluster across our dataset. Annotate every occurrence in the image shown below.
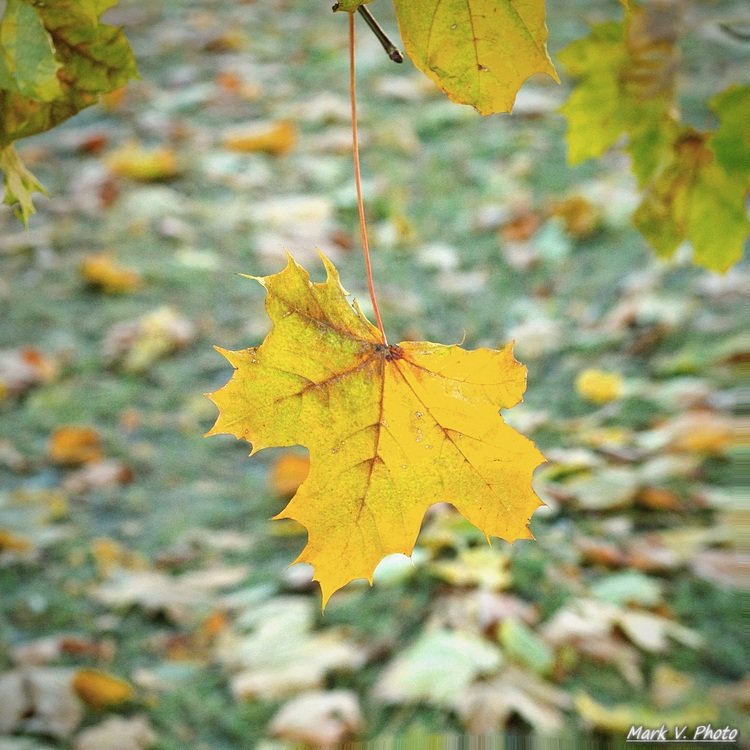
[560,3,749,272]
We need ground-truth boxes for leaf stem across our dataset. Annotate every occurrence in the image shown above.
[349,12,388,345]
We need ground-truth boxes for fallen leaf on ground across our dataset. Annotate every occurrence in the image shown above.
[499,617,554,675]
[590,570,663,607]
[207,255,544,604]
[0,346,58,398]
[664,411,735,455]
[429,545,511,591]
[215,596,365,700]
[269,453,310,497]
[550,196,601,238]
[0,528,33,554]
[221,121,296,155]
[373,628,502,707]
[651,665,695,709]
[575,692,714,733]
[617,610,703,653]
[103,307,195,373]
[62,460,134,493]
[91,566,250,623]
[74,715,155,750]
[72,669,134,709]
[575,369,623,404]
[500,209,542,242]
[452,665,572,734]
[268,690,362,746]
[106,143,180,182]
[0,668,83,739]
[80,254,141,294]
[48,426,103,466]
[690,550,750,590]
[12,635,113,666]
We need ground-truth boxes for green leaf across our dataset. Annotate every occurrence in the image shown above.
[0,0,62,101]
[374,629,502,706]
[558,23,629,164]
[559,17,675,166]
[391,0,558,115]
[0,0,138,146]
[627,115,681,185]
[710,83,750,181]
[498,617,554,675]
[0,143,47,224]
[633,131,749,272]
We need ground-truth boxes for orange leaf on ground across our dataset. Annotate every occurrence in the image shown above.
[49,426,103,466]
[81,254,141,294]
[221,121,297,155]
[72,669,134,709]
[106,143,179,181]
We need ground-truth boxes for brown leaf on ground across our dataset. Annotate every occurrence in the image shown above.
[74,715,155,750]
[0,347,58,399]
[550,195,601,238]
[500,208,542,241]
[268,690,363,746]
[49,426,103,466]
[0,668,84,739]
[62,460,134,494]
[0,528,33,554]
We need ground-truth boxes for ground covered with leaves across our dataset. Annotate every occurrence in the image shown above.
[0,0,747,748]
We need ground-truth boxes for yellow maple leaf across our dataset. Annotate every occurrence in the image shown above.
[207,255,544,604]
[392,0,558,115]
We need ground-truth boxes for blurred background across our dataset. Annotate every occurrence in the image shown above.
[0,0,746,748]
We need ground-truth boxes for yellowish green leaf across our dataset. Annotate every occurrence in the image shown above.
[710,83,750,181]
[0,1,138,146]
[0,144,46,223]
[633,131,749,272]
[373,629,502,706]
[575,692,715,734]
[392,0,558,115]
[0,0,62,102]
[207,255,544,604]
[559,8,678,167]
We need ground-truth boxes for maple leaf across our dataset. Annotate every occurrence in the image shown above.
[0,0,138,219]
[207,255,544,604]
[559,3,679,167]
[632,129,749,272]
[710,83,750,180]
[391,0,558,115]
